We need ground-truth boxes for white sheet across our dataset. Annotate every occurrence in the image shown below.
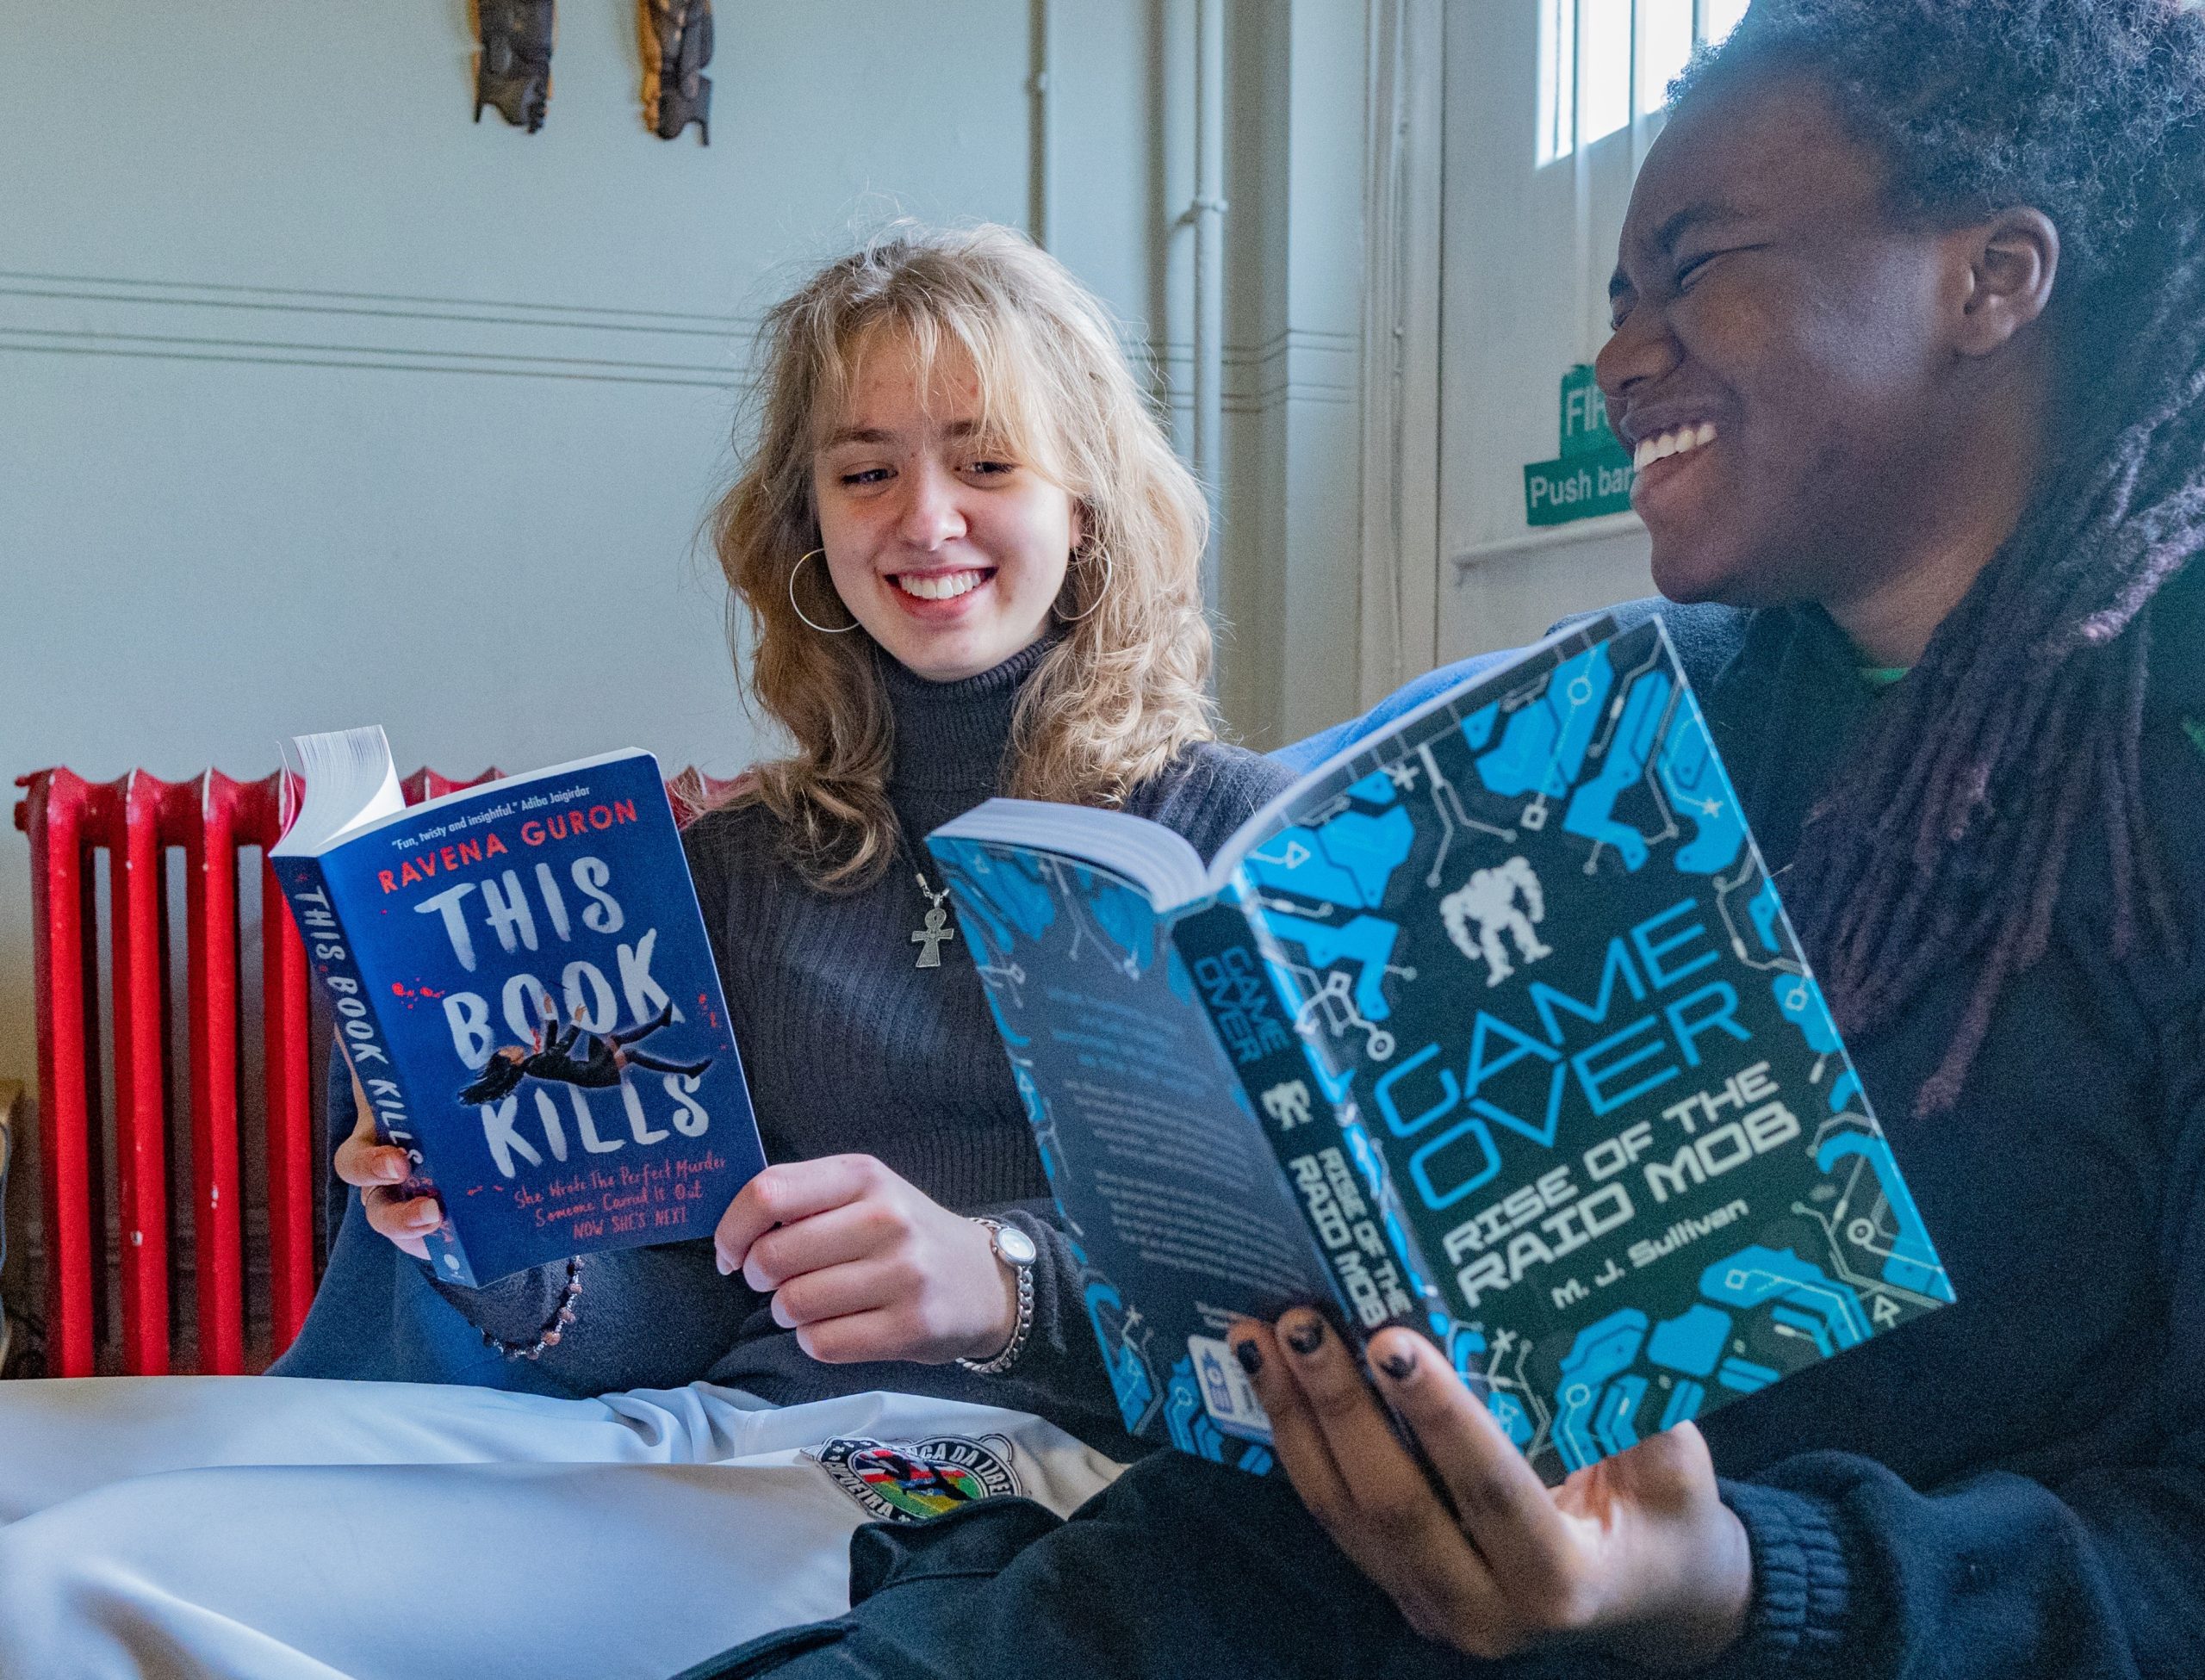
[0,1376,1125,1680]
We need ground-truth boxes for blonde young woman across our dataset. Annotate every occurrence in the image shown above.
[0,226,1293,1680]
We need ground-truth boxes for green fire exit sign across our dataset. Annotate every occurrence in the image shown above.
[1523,364,1635,526]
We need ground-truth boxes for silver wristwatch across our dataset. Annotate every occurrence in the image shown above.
[957,1218,1037,1375]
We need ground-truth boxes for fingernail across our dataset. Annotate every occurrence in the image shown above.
[1376,1345,1417,1382]
[1233,1338,1264,1376]
[1284,1316,1326,1356]
[715,1251,732,1276]
[377,1157,407,1182]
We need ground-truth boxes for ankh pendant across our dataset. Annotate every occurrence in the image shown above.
[911,870,957,969]
[912,904,956,968]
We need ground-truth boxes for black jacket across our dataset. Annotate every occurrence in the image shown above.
[693,580,2205,1680]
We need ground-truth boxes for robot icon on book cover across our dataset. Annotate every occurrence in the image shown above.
[1438,856,1552,986]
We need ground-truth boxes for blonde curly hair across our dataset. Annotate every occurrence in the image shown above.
[710,224,1218,891]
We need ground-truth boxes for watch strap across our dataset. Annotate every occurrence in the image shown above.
[956,1217,1036,1376]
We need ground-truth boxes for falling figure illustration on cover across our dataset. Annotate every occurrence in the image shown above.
[459,995,714,1106]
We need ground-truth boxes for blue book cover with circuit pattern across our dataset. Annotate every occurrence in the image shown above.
[273,745,766,1287]
[921,833,1338,1473]
[933,616,1952,1484]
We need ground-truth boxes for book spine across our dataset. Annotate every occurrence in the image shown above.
[1171,891,1444,1348]
[270,854,478,1287]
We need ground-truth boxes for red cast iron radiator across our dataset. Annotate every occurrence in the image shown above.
[13,763,747,1379]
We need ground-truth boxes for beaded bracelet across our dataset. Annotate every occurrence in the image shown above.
[481,1255,583,1360]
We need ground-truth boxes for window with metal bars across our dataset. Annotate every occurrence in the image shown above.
[1538,0,1750,164]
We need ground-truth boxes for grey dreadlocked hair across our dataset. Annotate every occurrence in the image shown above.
[1674,0,2205,1113]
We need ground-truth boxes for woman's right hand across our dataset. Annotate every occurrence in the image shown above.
[1231,1311,1750,1670]
[331,1059,445,1261]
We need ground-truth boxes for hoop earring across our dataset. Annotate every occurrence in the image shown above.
[788,549,859,634]
[1054,548,1114,624]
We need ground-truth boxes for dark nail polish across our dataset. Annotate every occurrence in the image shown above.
[1284,1317,1326,1356]
[1233,1339,1264,1376]
[1376,1346,1417,1381]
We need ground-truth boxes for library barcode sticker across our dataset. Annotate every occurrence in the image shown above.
[1188,1335,1274,1444]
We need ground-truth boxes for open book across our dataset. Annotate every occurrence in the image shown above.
[271,728,765,1286]
[929,616,1952,1483]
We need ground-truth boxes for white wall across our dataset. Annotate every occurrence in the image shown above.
[1435,0,1655,662]
[1210,0,1374,750]
[0,2,1402,1310]
[0,0,1186,1301]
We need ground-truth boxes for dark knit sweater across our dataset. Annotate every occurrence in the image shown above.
[429,640,1295,1455]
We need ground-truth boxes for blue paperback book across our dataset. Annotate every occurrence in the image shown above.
[271,727,766,1287]
[929,616,1953,1484]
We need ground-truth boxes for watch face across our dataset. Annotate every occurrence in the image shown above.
[994,1225,1039,1267]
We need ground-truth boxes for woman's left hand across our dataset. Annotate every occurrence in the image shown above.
[713,1155,1017,1366]
[1232,1311,1752,1672]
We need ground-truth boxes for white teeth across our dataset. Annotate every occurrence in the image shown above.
[897,570,988,601]
[1631,424,1718,472]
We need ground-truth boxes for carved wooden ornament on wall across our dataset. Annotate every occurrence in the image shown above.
[469,1,712,142]
[475,0,556,133]
[640,0,714,144]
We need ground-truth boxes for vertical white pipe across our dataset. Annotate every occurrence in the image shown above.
[1626,0,1650,196]
[1571,0,1594,362]
[1031,0,1054,251]
[1192,0,1227,616]
[1361,0,1411,703]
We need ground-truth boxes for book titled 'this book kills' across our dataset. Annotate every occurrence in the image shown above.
[929,615,1953,1485]
[271,728,766,1286]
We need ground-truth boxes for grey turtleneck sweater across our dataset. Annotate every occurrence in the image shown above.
[431,640,1295,1456]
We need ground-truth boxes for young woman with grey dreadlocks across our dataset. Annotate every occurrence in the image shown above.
[701,3,2205,1677]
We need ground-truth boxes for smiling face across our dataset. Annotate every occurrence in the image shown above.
[810,327,1080,683]
[1597,74,2040,617]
